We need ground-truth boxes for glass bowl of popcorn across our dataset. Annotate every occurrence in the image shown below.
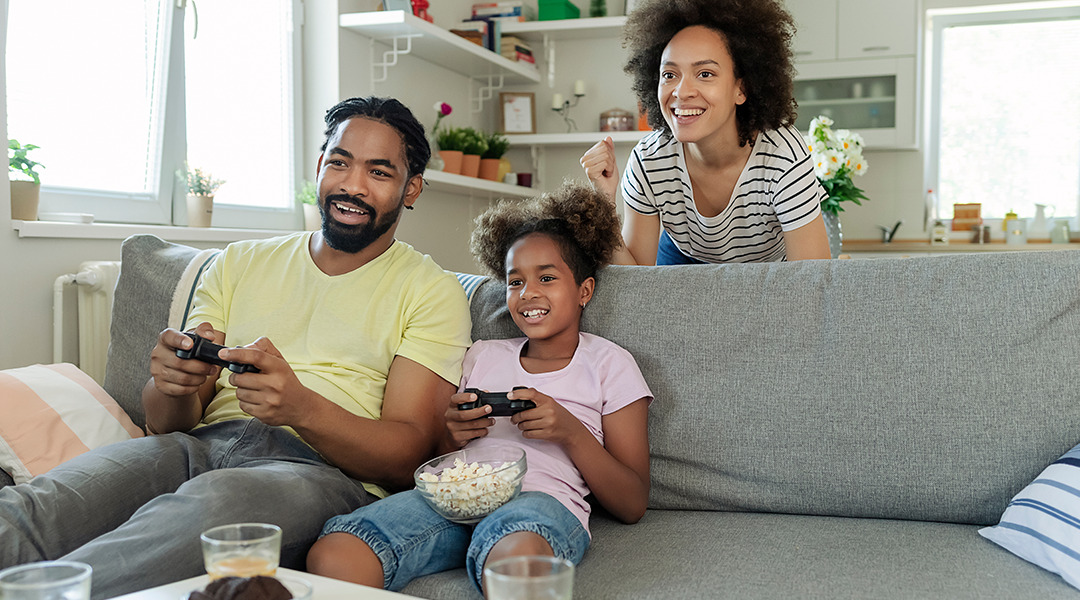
[414,446,527,524]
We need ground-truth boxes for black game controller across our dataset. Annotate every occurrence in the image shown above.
[175,332,260,374]
[458,387,535,416]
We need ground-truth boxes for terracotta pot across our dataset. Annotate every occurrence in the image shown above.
[302,203,321,231]
[186,194,214,227]
[478,158,501,181]
[461,154,481,178]
[439,150,464,175]
[10,180,40,221]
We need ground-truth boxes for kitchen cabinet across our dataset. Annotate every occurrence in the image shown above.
[794,57,916,149]
[788,0,839,61]
[787,0,920,149]
[837,0,918,60]
[787,0,917,62]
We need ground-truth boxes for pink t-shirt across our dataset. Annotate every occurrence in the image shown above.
[460,333,653,535]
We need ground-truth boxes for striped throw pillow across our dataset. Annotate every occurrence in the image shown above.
[0,363,144,485]
[980,443,1080,590]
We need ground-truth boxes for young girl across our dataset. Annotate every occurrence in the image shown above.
[307,182,653,593]
[580,0,830,264]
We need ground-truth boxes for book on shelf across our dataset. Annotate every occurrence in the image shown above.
[501,43,533,55]
[504,51,536,66]
[500,35,526,48]
[471,1,535,20]
[450,29,486,46]
[464,15,529,52]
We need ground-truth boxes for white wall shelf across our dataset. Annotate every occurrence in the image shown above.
[339,10,541,85]
[425,170,533,199]
[506,130,647,147]
[501,16,626,42]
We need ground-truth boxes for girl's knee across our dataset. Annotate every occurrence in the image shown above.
[306,532,384,587]
[487,531,553,565]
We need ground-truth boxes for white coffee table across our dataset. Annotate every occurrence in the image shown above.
[108,568,417,599]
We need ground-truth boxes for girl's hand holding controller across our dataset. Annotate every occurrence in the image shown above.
[508,387,589,446]
[444,391,495,448]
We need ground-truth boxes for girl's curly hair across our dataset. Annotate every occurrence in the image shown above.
[470,182,622,284]
[624,0,798,147]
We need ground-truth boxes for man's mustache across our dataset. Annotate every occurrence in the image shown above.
[324,194,376,217]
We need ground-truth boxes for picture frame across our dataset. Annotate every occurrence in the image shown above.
[382,0,412,11]
[499,92,536,134]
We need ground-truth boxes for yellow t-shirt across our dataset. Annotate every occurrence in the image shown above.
[185,232,472,496]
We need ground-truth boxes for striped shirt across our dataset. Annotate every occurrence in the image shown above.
[621,125,825,263]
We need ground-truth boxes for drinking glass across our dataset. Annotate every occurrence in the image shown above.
[0,561,92,600]
[200,523,282,580]
[484,556,574,600]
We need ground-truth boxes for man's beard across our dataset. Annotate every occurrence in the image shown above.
[320,192,405,254]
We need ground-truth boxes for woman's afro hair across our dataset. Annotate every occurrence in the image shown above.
[470,181,623,284]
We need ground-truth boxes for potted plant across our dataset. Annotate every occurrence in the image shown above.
[297,180,319,231]
[479,132,511,181]
[179,163,224,227]
[435,127,467,175]
[9,139,44,221]
[803,116,870,257]
[459,127,489,178]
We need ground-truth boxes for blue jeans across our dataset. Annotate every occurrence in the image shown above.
[0,419,373,600]
[656,229,706,265]
[321,490,590,594]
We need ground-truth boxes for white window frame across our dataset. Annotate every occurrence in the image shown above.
[926,1,1080,226]
[31,0,304,231]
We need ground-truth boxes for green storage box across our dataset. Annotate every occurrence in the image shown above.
[539,0,580,21]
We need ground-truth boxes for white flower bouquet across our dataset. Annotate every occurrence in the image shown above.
[804,116,869,215]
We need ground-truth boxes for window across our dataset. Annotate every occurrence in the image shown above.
[6,0,300,229]
[927,3,1080,224]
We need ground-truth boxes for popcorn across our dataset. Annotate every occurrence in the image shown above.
[417,458,522,521]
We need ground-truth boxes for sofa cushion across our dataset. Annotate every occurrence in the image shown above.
[103,235,221,429]
[980,442,1080,590]
[468,252,1080,525]
[0,363,144,484]
[403,510,1079,599]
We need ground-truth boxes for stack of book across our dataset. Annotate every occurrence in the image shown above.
[463,2,536,56]
[501,35,536,67]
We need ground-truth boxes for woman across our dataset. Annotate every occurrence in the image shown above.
[581,0,830,264]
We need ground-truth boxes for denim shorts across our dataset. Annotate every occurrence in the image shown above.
[656,229,706,265]
[321,490,590,593]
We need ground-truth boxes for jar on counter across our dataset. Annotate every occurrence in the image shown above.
[600,108,634,132]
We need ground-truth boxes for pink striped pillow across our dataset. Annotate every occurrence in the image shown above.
[0,363,144,484]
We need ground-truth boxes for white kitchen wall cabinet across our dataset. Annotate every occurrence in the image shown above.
[788,0,839,61]
[837,0,918,59]
[795,57,917,149]
[787,0,917,62]
[787,0,920,149]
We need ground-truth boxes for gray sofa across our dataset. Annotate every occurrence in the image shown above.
[16,234,1080,597]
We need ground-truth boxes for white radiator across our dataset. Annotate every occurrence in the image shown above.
[53,261,122,385]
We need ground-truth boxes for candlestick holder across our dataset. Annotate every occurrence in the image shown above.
[552,90,585,133]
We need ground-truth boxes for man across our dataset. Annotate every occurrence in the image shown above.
[0,97,472,599]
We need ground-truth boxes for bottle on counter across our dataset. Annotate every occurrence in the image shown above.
[931,219,949,245]
[1002,209,1018,232]
[927,189,949,245]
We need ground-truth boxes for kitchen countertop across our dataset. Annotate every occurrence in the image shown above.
[842,240,1080,253]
